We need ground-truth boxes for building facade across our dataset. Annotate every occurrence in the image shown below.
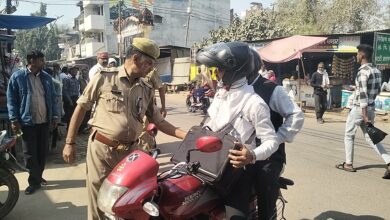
[70,0,117,59]
[148,0,230,47]
[67,0,229,60]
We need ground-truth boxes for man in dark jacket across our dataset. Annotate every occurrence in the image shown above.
[310,62,330,124]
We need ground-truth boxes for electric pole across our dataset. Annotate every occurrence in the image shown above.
[6,0,12,52]
[117,0,123,65]
[185,0,192,48]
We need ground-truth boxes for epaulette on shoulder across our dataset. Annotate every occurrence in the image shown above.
[99,67,119,75]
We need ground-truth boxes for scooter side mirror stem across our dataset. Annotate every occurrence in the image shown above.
[186,149,198,163]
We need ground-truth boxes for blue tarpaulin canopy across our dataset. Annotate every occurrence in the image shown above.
[0,14,55,29]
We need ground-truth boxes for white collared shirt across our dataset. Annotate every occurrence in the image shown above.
[251,76,304,144]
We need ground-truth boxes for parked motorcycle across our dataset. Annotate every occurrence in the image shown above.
[0,130,27,219]
[186,83,215,114]
[97,125,293,220]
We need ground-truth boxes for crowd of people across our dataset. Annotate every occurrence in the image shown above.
[3,38,390,220]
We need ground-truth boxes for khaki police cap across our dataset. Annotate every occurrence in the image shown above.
[132,38,160,60]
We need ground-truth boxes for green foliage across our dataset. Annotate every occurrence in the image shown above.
[195,6,290,48]
[15,3,61,63]
[332,0,378,33]
[195,0,383,48]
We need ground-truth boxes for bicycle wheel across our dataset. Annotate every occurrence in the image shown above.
[0,168,20,219]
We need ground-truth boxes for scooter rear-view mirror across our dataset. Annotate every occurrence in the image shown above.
[195,136,222,153]
[146,123,158,137]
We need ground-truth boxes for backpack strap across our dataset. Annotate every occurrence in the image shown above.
[244,130,256,144]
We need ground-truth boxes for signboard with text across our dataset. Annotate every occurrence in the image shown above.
[305,36,360,53]
[374,32,390,65]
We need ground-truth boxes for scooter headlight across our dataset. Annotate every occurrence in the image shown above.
[142,201,159,217]
[97,179,128,215]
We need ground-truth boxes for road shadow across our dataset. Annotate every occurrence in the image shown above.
[322,119,346,123]
[354,164,387,171]
[156,141,185,173]
[158,141,181,154]
[303,210,386,220]
[3,201,87,220]
[41,179,86,190]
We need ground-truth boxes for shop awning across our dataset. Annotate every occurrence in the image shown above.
[0,14,55,29]
[258,35,327,63]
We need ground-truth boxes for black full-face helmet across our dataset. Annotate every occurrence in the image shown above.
[196,41,255,88]
[249,48,261,79]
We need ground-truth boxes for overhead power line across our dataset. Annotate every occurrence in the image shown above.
[18,0,77,5]
[17,0,230,23]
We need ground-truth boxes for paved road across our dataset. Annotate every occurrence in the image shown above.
[2,92,390,220]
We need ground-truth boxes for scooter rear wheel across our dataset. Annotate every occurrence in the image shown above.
[0,168,19,219]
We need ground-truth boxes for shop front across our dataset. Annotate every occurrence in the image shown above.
[298,35,360,109]
[253,30,390,114]
[372,32,390,113]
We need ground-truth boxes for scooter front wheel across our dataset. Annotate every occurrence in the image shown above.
[0,168,20,219]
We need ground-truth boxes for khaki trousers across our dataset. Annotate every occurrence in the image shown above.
[86,133,133,220]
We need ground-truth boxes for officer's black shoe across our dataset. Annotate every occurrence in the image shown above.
[41,178,48,185]
[25,185,41,195]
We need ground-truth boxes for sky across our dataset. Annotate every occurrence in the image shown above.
[7,0,275,27]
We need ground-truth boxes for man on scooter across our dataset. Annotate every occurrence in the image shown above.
[247,49,304,220]
[196,42,279,219]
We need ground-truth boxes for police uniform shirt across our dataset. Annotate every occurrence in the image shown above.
[77,66,164,143]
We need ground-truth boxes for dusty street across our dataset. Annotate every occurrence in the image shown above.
[2,92,390,220]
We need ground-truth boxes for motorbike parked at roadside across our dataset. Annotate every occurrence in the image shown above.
[0,130,27,219]
[97,125,293,220]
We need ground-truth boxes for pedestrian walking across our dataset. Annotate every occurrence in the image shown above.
[78,68,90,133]
[62,38,187,220]
[310,62,330,124]
[335,44,390,179]
[45,66,62,149]
[62,65,80,130]
[7,51,58,195]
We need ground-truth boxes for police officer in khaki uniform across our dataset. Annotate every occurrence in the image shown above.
[62,38,187,220]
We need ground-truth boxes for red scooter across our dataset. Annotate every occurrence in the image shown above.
[97,124,227,220]
[97,125,293,220]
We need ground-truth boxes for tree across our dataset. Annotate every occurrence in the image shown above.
[273,0,324,35]
[195,0,385,48]
[15,3,61,63]
[320,0,380,33]
[195,5,290,48]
